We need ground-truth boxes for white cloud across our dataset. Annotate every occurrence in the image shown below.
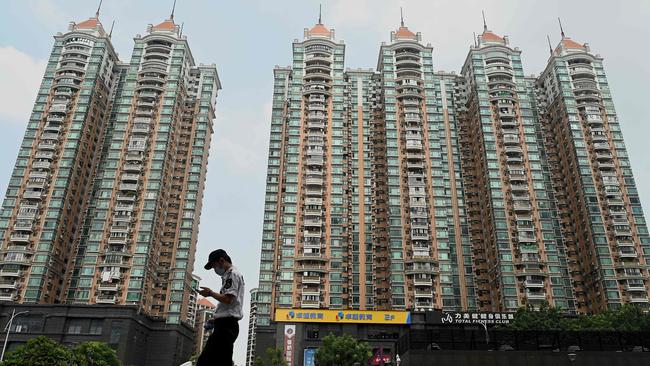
[210,99,272,177]
[0,47,46,124]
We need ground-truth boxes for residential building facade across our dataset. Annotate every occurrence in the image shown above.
[252,15,650,362]
[536,30,650,313]
[0,9,220,327]
[457,25,575,312]
[246,288,260,366]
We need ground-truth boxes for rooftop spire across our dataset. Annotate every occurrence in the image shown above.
[547,34,553,55]
[95,0,102,18]
[482,10,487,31]
[400,7,404,27]
[318,4,322,24]
[109,20,115,38]
[558,17,565,38]
[170,0,177,20]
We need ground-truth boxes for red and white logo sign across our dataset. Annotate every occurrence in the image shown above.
[284,325,296,366]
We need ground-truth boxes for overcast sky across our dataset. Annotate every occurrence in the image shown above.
[1,0,649,363]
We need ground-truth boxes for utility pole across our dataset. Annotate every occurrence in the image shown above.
[1,309,29,361]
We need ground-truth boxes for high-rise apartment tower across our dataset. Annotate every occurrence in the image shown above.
[0,8,220,326]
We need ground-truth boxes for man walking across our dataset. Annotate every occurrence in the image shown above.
[197,249,245,366]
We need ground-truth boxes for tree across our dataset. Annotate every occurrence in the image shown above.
[508,303,650,332]
[254,348,287,366]
[0,336,73,366]
[314,334,372,366]
[72,342,121,366]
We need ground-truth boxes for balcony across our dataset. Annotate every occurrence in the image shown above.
[0,280,19,290]
[411,232,430,240]
[300,299,320,308]
[121,174,140,182]
[13,221,33,231]
[524,278,545,288]
[504,146,523,155]
[49,104,68,113]
[9,233,30,243]
[115,203,134,212]
[17,206,38,219]
[44,124,62,133]
[96,295,117,304]
[629,294,649,303]
[305,198,322,206]
[23,191,43,200]
[116,194,136,202]
[414,289,434,298]
[413,277,432,286]
[518,234,536,243]
[503,135,520,145]
[34,151,55,161]
[513,202,532,212]
[123,164,141,173]
[625,280,645,292]
[119,183,138,192]
[98,283,119,292]
[304,218,322,227]
[132,125,150,134]
[406,141,423,150]
[32,161,51,170]
[593,142,610,151]
[108,236,128,245]
[525,290,546,300]
[0,269,22,277]
[0,293,17,302]
[306,158,324,166]
[618,248,637,259]
[41,133,60,141]
[38,142,57,151]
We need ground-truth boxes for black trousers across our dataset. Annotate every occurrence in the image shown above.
[197,317,239,366]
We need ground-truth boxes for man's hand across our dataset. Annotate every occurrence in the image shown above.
[199,286,213,297]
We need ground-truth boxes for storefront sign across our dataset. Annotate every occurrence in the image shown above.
[303,348,316,366]
[276,309,411,324]
[284,325,296,366]
[426,311,515,325]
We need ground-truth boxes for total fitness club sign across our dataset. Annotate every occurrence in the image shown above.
[427,311,515,325]
[275,309,411,324]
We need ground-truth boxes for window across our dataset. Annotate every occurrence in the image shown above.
[109,321,122,344]
[67,319,83,334]
[89,319,103,335]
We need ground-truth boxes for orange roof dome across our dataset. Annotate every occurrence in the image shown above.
[561,38,585,49]
[395,26,417,40]
[481,30,504,42]
[75,17,100,29]
[153,19,176,31]
[308,23,332,37]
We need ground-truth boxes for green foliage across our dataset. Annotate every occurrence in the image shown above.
[254,348,287,366]
[0,336,122,366]
[0,336,73,366]
[72,342,121,366]
[509,302,650,331]
[314,334,372,366]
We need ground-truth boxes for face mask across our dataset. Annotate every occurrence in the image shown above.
[214,266,226,276]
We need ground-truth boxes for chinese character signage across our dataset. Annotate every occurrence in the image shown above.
[303,348,316,366]
[284,325,296,366]
[426,311,515,325]
[275,309,411,324]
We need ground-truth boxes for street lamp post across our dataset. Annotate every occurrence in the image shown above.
[1,309,29,361]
